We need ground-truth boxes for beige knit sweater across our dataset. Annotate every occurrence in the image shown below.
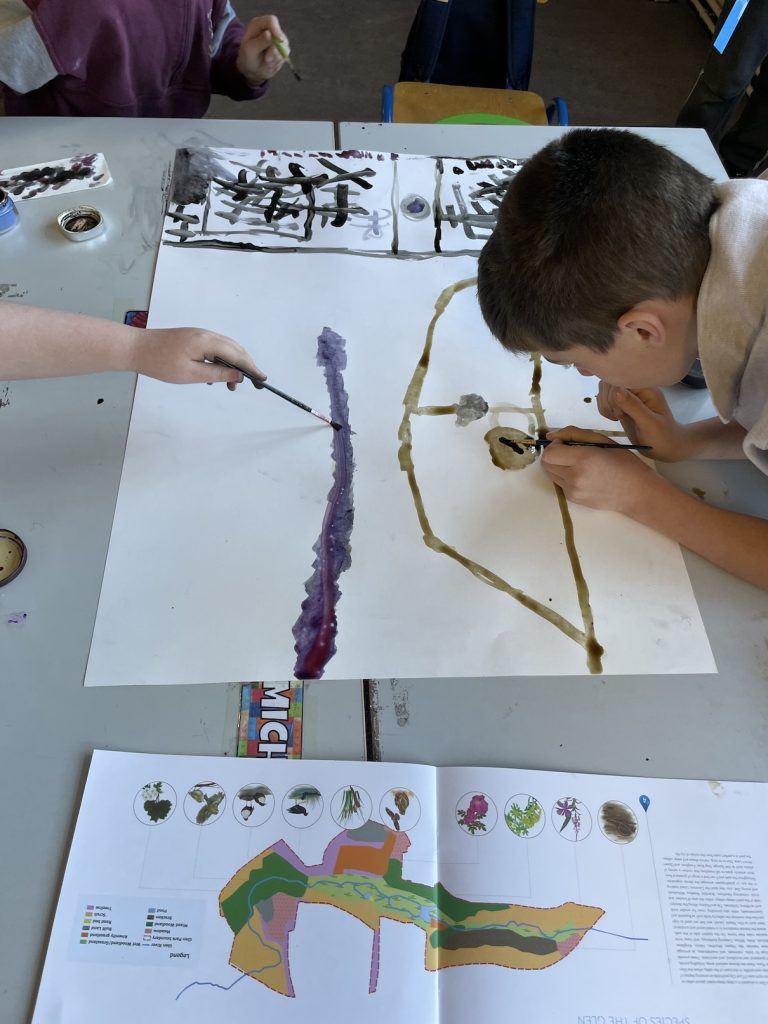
[697,177,768,474]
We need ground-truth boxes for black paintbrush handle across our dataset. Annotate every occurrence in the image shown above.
[211,356,342,430]
[258,379,315,416]
[499,436,651,452]
[555,439,652,451]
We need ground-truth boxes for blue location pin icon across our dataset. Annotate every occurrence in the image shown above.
[639,794,650,813]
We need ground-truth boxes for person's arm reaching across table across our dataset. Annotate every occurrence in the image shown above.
[0,302,265,388]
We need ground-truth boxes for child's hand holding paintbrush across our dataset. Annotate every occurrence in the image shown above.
[236,15,301,85]
[536,426,658,513]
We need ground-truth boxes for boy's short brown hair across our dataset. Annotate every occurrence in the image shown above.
[477,129,719,353]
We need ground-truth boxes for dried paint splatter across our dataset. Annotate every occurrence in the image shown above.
[292,327,354,679]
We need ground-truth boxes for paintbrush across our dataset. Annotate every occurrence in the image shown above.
[273,37,302,82]
[212,356,342,431]
[499,436,651,453]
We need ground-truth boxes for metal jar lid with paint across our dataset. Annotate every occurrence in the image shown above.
[57,205,105,241]
[0,529,27,587]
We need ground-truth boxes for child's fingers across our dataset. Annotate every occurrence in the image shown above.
[597,382,623,420]
[245,30,278,60]
[542,466,568,491]
[210,339,266,381]
[242,14,282,43]
[192,362,243,385]
[619,387,669,416]
[546,425,613,445]
[612,388,669,433]
[541,448,577,470]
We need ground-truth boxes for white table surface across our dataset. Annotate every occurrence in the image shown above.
[338,123,768,781]
[4,117,768,1023]
[0,117,365,1024]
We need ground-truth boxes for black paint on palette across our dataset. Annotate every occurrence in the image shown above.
[0,154,102,198]
[170,148,228,206]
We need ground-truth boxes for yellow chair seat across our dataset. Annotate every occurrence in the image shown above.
[391,81,548,125]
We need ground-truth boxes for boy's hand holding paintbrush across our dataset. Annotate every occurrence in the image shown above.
[539,426,658,513]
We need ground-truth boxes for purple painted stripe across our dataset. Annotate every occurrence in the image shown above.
[292,327,354,679]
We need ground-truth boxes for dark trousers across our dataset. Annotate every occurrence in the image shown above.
[676,0,768,176]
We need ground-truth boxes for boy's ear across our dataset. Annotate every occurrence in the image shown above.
[616,304,666,348]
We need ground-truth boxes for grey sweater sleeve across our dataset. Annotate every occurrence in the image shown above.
[0,0,57,93]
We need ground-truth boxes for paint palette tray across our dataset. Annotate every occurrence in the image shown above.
[0,153,111,202]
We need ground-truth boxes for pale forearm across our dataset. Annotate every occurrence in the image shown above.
[0,302,139,379]
[625,473,768,589]
[0,301,264,385]
[680,417,747,459]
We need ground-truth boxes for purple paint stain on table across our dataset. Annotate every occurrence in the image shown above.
[292,327,354,679]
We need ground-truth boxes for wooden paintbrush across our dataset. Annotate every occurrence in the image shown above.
[212,356,342,430]
[499,436,651,453]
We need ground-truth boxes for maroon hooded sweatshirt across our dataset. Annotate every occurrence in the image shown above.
[0,0,268,117]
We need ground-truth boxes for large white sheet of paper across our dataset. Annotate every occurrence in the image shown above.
[85,150,715,684]
[32,750,768,1022]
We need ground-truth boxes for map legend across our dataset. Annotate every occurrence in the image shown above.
[80,905,94,944]
[70,896,205,966]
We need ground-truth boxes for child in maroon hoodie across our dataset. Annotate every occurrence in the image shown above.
[0,0,288,117]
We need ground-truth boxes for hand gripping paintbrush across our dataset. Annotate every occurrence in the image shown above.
[212,356,342,430]
[499,436,651,453]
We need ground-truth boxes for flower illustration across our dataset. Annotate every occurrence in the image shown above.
[457,793,490,834]
[555,797,581,836]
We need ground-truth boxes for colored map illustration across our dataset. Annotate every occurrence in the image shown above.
[219,819,603,997]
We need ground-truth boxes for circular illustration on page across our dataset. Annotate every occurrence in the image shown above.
[504,794,545,838]
[552,796,592,842]
[330,784,373,829]
[233,783,275,827]
[282,785,323,828]
[598,800,638,844]
[134,781,177,825]
[184,781,226,826]
[456,792,497,836]
[379,788,421,832]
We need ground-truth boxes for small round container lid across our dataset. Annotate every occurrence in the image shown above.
[57,206,105,242]
[0,529,27,587]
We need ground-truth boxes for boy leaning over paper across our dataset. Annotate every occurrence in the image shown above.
[478,128,768,590]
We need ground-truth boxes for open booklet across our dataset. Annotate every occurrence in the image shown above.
[33,750,768,1022]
